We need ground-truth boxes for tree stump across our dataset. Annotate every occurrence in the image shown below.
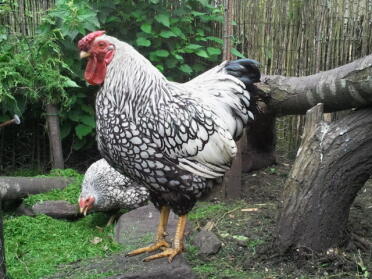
[277,104,372,253]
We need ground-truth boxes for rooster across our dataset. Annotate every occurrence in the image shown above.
[78,30,260,262]
[79,159,149,219]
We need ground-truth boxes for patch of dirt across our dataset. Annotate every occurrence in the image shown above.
[188,158,372,279]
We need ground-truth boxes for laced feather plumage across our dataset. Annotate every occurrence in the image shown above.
[79,159,149,212]
[79,33,260,216]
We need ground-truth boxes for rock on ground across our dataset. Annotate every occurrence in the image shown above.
[115,204,191,250]
[32,200,79,220]
[44,252,195,279]
[192,230,222,256]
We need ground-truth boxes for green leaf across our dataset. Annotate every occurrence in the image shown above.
[195,49,209,58]
[62,78,79,88]
[140,23,152,34]
[207,47,222,56]
[72,137,87,150]
[80,115,96,128]
[60,123,72,140]
[67,110,81,122]
[172,52,184,62]
[196,0,210,7]
[231,48,246,58]
[159,31,176,38]
[186,44,203,50]
[75,124,92,139]
[81,104,94,114]
[156,64,164,72]
[171,27,186,40]
[180,64,193,74]
[150,0,160,3]
[191,11,206,17]
[136,37,151,47]
[155,14,170,27]
[206,36,224,44]
[152,50,169,57]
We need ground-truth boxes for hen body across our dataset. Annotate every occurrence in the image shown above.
[78,31,260,261]
[79,159,149,214]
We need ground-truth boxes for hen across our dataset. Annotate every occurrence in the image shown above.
[78,31,260,262]
[79,158,149,218]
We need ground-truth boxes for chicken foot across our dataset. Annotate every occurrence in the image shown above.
[127,206,171,256]
[143,215,187,263]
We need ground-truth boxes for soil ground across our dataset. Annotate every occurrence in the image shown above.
[4,158,372,279]
[186,159,372,279]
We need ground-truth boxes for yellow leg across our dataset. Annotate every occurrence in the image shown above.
[127,206,171,256]
[143,214,187,263]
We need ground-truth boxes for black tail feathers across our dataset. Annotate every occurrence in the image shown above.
[224,58,261,117]
[224,58,261,89]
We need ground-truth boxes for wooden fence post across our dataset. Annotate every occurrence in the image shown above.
[46,104,64,169]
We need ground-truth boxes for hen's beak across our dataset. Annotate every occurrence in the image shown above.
[80,51,91,59]
[80,206,89,216]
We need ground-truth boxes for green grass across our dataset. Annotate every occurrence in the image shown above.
[24,169,83,206]
[5,213,123,279]
[189,202,228,221]
[4,168,126,279]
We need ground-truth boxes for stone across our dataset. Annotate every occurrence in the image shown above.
[115,204,191,250]
[32,200,79,220]
[44,252,195,279]
[192,230,222,256]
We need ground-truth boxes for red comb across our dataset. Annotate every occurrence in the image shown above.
[78,31,106,50]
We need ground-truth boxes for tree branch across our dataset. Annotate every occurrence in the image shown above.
[257,55,372,116]
[0,177,73,200]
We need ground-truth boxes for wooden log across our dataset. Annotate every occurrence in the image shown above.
[0,177,73,200]
[277,104,372,253]
[257,54,372,116]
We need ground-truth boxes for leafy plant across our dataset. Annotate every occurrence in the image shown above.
[91,0,224,81]
[1,0,226,154]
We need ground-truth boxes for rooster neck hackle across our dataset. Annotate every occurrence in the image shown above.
[97,36,173,120]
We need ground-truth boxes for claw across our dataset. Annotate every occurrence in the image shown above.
[126,240,171,257]
[143,247,183,263]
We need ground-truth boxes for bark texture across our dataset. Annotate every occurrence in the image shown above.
[0,177,73,200]
[258,55,372,116]
[46,104,64,169]
[277,104,372,253]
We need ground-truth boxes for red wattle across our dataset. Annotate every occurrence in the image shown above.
[84,56,107,86]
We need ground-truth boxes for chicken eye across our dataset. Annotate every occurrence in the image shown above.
[98,42,106,47]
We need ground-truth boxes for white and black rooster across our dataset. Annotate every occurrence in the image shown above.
[78,31,260,262]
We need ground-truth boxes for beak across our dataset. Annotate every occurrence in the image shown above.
[80,206,89,216]
[80,51,91,59]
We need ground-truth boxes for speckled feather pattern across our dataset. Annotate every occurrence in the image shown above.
[80,159,149,211]
[90,34,259,215]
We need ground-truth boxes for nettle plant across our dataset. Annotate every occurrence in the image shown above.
[0,28,78,121]
[96,0,226,80]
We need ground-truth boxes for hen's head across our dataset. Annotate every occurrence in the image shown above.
[79,195,95,216]
[78,31,116,85]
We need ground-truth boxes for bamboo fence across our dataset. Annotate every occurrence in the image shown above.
[233,0,372,158]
